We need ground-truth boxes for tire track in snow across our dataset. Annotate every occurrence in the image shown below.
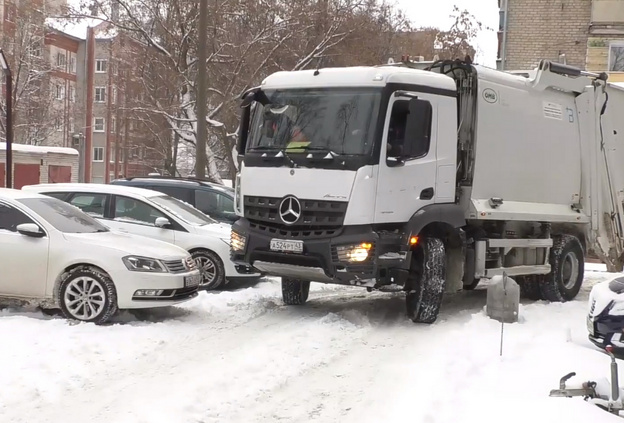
[8,288,375,423]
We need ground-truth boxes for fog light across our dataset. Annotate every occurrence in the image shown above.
[134,289,164,297]
[231,230,246,252]
[336,242,373,263]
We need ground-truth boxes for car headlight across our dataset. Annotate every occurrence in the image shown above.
[122,256,168,272]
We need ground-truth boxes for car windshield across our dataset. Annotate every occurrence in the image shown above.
[150,195,217,226]
[248,88,381,156]
[18,197,109,234]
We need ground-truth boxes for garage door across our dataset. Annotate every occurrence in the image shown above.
[14,163,40,189]
[48,165,72,183]
[0,163,4,188]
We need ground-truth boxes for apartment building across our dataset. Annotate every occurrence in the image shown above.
[44,17,170,183]
[585,0,624,82]
[45,28,79,147]
[498,0,624,82]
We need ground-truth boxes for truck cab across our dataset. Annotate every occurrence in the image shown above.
[231,59,624,324]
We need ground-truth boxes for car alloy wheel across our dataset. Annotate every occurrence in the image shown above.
[59,267,118,324]
[64,276,106,320]
[191,250,225,290]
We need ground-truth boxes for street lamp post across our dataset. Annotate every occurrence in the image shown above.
[0,49,13,188]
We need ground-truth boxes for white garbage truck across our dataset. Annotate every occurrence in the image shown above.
[230,58,624,323]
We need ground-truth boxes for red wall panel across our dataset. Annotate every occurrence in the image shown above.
[48,165,72,183]
[14,164,40,189]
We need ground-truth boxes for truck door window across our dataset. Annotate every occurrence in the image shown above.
[387,100,409,158]
[387,98,433,160]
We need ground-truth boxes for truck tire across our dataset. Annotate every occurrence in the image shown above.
[282,278,310,305]
[516,275,544,300]
[406,237,446,324]
[540,235,584,302]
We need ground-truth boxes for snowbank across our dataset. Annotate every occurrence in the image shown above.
[0,271,621,423]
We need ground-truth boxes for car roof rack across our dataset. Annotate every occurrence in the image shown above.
[116,175,232,188]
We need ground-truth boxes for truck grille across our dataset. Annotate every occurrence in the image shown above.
[244,196,347,228]
[249,221,341,240]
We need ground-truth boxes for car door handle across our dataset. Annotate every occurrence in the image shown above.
[420,188,434,200]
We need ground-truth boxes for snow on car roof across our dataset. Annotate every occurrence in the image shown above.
[0,143,79,155]
[0,188,46,200]
[22,183,167,199]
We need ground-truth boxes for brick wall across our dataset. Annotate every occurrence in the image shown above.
[503,0,592,70]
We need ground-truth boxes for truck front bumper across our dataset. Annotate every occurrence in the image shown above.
[230,219,411,287]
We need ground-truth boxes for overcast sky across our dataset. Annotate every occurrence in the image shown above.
[395,0,499,68]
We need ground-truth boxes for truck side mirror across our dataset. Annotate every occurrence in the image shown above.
[402,98,432,159]
[237,92,255,155]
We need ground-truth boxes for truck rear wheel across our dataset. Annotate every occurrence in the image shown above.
[406,237,446,324]
[540,235,584,302]
[282,278,310,305]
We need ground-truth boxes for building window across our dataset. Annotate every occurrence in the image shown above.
[609,43,624,72]
[120,147,124,163]
[28,43,41,57]
[94,117,105,132]
[69,56,76,73]
[112,88,117,104]
[69,86,75,102]
[93,147,104,162]
[69,118,75,133]
[110,117,116,133]
[96,59,107,73]
[56,85,65,100]
[55,117,63,131]
[95,87,106,103]
[110,145,115,162]
[56,53,66,69]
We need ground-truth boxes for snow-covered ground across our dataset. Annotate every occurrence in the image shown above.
[0,265,622,423]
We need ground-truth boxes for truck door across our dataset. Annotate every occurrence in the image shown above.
[374,92,439,224]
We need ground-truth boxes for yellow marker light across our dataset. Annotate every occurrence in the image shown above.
[410,236,419,246]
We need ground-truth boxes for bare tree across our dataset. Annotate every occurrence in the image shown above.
[0,3,58,146]
[58,1,481,182]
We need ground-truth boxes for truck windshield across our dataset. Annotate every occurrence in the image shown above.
[248,88,381,156]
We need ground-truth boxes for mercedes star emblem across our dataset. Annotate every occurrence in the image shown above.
[279,196,301,225]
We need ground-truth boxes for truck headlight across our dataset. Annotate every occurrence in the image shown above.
[336,242,373,263]
[122,256,167,272]
[231,230,246,252]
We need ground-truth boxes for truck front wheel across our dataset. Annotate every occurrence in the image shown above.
[282,278,310,305]
[406,237,446,324]
[540,235,584,302]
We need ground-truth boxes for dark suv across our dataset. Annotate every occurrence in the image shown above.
[110,176,238,224]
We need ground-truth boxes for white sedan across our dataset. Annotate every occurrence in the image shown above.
[0,188,202,324]
[23,183,261,290]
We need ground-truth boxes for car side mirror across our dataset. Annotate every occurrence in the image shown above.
[16,223,45,238]
[154,217,172,229]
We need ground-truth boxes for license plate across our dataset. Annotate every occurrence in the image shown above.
[587,316,595,336]
[185,274,201,288]
[270,239,303,253]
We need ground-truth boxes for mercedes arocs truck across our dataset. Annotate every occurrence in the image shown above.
[230,58,624,323]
